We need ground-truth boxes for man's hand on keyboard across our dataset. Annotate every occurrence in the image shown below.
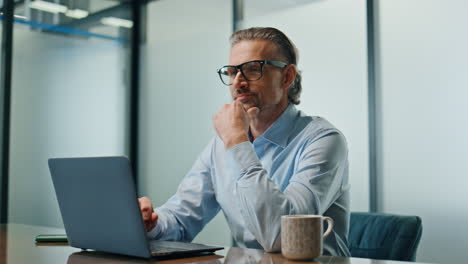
[138,196,158,232]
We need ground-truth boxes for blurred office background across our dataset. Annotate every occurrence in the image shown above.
[0,0,467,264]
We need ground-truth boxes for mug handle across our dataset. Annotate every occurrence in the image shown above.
[323,217,334,238]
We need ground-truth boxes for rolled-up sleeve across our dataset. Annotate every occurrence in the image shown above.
[229,132,348,252]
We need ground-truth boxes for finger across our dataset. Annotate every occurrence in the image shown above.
[139,197,149,210]
[148,213,158,231]
[143,211,150,221]
[233,99,243,108]
[139,199,147,220]
[140,197,154,211]
[246,107,260,119]
[139,197,155,222]
[233,100,248,116]
[145,213,158,232]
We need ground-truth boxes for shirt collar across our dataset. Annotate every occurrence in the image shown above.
[257,104,298,148]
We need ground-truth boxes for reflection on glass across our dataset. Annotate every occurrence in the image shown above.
[222,247,352,264]
[11,0,131,42]
[223,247,264,264]
[67,251,151,264]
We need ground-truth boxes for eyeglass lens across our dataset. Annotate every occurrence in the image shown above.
[219,61,263,85]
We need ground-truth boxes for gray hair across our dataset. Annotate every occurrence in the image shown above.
[230,27,302,105]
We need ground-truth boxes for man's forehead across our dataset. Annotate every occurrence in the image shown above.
[229,40,279,64]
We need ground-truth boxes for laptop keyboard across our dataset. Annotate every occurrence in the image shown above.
[149,240,215,255]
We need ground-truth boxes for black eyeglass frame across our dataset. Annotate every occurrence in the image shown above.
[217,60,288,86]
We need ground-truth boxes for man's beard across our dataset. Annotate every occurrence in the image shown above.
[237,96,261,112]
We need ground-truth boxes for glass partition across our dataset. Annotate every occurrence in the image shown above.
[8,0,132,227]
[241,0,370,211]
[138,0,232,246]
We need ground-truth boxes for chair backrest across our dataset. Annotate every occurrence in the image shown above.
[348,212,423,261]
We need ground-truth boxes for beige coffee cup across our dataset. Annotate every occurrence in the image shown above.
[281,215,334,260]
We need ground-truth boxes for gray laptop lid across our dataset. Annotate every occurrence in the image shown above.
[49,156,152,258]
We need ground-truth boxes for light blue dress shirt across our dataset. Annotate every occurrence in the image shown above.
[149,104,351,256]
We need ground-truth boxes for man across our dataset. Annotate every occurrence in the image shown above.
[139,27,350,256]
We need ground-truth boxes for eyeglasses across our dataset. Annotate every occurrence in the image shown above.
[217,60,288,86]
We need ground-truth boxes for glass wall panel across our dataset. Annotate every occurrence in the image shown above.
[377,1,468,263]
[8,0,132,227]
[138,0,232,246]
[242,0,370,211]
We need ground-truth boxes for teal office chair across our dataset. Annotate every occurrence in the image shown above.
[348,212,423,261]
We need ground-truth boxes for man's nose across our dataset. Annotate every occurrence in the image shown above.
[232,71,248,88]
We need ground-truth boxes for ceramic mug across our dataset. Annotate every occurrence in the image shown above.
[281,215,334,260]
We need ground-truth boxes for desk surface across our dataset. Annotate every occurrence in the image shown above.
[0,224,431,264]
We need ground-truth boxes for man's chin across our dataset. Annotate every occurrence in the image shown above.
[233,96,260,110]
[239,101,259,111]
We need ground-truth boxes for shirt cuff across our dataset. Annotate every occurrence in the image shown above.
[226,141,261,179]
[147,223,162,239]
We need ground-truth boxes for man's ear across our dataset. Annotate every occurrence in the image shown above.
[282,64,297,90]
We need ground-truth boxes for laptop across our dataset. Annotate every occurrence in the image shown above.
[48,156,223,259]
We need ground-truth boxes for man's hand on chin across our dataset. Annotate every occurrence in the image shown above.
[213,100,258,149]
[246,105,260,120]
